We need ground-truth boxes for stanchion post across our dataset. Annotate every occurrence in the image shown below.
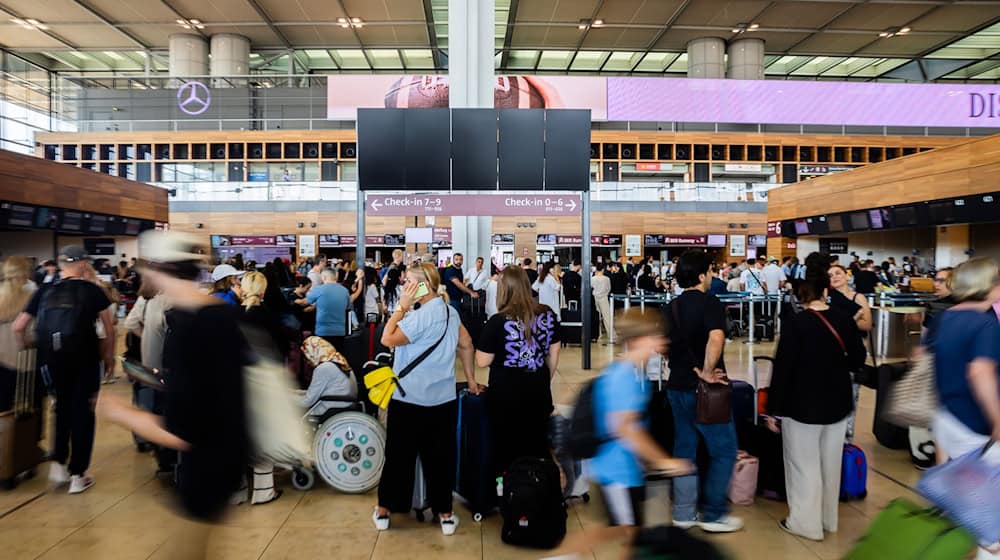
[581,192,592,370]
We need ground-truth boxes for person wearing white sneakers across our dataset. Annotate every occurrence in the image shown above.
[372,263,481,537]
[14,246,114,495]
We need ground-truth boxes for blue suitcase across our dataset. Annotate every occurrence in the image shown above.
[840,443,868,501]
[454,388,496,521]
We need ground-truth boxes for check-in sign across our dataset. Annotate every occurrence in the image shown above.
[366,194,581,216]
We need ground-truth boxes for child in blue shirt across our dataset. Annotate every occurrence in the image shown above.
[548,309,692,559]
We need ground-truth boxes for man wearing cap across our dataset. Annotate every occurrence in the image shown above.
[13,246,114,495]
[211,264,244,306]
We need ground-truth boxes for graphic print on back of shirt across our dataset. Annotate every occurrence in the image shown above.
[502,311,555,371]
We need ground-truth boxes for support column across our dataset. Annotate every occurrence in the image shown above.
[727,37,765,80]
[449,0,494,269]
[168,34,208,82]
[686,37,725,79]
[209,33,250,87]
[935,224,969,269]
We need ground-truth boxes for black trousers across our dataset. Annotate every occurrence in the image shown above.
[378,398,458,516]
[51,360,100,475]
[486,373,553,477]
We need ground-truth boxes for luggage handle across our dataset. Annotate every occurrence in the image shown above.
[751,356,774,426]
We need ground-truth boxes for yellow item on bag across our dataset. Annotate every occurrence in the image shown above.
[362,305,450,409]
[364,366,399,409]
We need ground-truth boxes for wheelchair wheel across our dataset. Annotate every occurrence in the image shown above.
[291,467,315,491]
[313,411,386,494]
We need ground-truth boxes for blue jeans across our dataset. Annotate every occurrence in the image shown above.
[667,389,738,523]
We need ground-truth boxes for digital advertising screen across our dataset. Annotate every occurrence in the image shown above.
[850,212,870,230]
[794,220,809,235]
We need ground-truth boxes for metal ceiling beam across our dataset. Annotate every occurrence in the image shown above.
[158,0,208,39]
[847,3,943,60]
[334,0,375,69]
[565,0,606,70]
[0,2,81,50]
[244,0,292,48]
[421,0,442,70]
[499,0,519,69]
[324,49,342,70]
[629,0,691,73]
[70,0,151,50]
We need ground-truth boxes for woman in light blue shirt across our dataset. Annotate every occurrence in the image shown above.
[372,262,481,537]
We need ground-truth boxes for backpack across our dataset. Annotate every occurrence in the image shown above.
[35,280,93,357]
[840,443,868,501]
[500,457,567,549]
[567,378,606,459]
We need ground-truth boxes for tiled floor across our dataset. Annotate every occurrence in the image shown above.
[0,337,928,560]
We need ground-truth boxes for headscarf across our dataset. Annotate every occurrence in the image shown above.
[301,336,352,373]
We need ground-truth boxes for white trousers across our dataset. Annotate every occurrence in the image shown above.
[594,295,614,342]
[782,417,848,541]
[932,410,1000,560]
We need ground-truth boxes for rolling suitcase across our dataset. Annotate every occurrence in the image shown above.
[873,363,909,450]
[0,350,43,489]
[461,291,487,345]
[840,443,868,501]
[454,388,496,521]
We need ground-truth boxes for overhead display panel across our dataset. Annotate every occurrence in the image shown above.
[451,109,498,191]
[357,109,405,190]
[403,109,450,190]
[498,109,544,190]
[544,109,592,191]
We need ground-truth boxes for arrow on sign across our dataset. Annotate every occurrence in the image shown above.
[371,199,382,212]
[566,199,577,212]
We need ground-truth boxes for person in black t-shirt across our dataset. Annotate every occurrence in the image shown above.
[852,260,879,295]
[443,253,478,312]
[662,250,741,533]
[562,260,582,303]
[14,245,114,495]
[475,266,561,476]
[609,262,629,299]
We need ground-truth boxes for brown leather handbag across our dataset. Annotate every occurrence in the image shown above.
[696,378,732,424]
[670,300,732,424]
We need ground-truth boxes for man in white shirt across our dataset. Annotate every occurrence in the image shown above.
[465,256,490,292]
[739,258,767,295]
[591,262,614,344]
[307,254,327,293]
[762,257,787,295]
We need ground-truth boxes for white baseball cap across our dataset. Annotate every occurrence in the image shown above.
[211,264,245,282]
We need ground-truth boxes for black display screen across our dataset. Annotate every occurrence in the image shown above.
[7,204,35,227]
[928,201,956,223]
[404,109,450,189]
[61,211,82,231]
[850,212,870,230]
[544,109,591,190]
[35,208,58,229]
[87,215,107,233]
[124,219,140,236]
[451,109,498,190]
[893,206,918,226]
[826,214,845,233]
[499,109,544,189]
[358,108,406,190]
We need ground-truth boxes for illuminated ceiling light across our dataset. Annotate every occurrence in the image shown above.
[578,19,590,29]
[176,18,204,30]
[879,26,908,38]
[351,17,361,23]
[592,19,604,27]
[176,19,186,24]
[899,27,910,34]
[749,23,759,30]
[732,28,741,33]
[878,31,890,37]
[337,16,363,28]
[732,22,757,34]
[337,17,347,23]
[12,17,48,31]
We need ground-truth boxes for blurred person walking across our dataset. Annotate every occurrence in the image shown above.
[0,257,36,412]
[210,264,244,306]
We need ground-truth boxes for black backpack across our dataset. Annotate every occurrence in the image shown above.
[500,457,566,549]
[567,378,607,459]
[35,280,93,357]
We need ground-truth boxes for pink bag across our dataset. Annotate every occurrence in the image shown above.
[728,451,759,506]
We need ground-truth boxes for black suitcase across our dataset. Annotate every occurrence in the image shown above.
[736,419,785,501]
[559,306,598,346]
[500,457,567,549]
[460,291,487,345]
[873,363,909,450]
[454,388,496,521]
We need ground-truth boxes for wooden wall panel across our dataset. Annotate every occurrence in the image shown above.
[767,134,1000,221]
[0,149,168,222]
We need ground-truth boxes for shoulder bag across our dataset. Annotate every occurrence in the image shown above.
[671,299,731,424]
[364,306,450,409]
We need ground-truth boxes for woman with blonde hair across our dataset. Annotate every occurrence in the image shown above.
[929,257,1000,560]
[373,261,480,536]
[476,265,561,476]
[0,257,36,411]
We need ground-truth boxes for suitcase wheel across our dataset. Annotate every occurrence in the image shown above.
[582,492,590,503]
[291,467,315,491]
[473,512,483,523]
[1,477,15,490]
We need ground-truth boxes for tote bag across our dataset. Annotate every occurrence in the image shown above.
[917,442,1000,544]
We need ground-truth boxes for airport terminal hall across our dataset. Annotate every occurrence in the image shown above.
[4,0,1000,559]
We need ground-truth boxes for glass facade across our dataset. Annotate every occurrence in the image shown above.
[0,52,77,154]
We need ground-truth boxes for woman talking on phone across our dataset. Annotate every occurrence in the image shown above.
[372,262,481,536]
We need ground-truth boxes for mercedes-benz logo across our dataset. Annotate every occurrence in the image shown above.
[177,81,211,116]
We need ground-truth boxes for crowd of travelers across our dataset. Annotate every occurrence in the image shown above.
[0,234,996,559]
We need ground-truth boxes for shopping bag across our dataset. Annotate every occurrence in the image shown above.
[884,352,937,428]
[917,441,1000,544]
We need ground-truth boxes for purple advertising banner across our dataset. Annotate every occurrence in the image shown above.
[607,77,999,128]
[366,194,581,217]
